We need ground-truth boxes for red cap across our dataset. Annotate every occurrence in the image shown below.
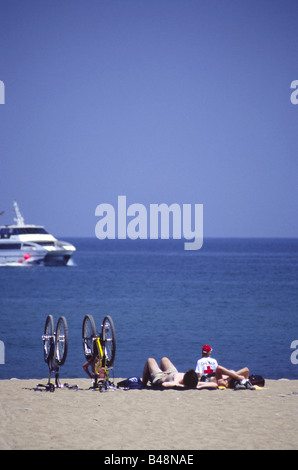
[202,344,212,353]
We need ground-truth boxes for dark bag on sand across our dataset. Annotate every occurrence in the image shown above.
[249,374,265,387]
[117,376,143,390]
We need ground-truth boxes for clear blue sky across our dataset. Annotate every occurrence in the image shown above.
[1,0,297,238]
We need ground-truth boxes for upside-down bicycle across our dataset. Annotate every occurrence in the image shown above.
[82,314,116,390]
[40,315,69,391]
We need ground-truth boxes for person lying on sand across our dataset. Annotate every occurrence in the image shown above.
[142,357,218,389]
[214,365,254,389]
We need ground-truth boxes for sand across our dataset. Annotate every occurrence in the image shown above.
[0,377,297,450]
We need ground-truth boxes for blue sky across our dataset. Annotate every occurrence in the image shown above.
[0,0,297,238]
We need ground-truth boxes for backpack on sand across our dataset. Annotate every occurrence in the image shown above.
[249,374,265,387]
[117,376,143,390]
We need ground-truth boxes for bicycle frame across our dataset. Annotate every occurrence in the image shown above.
[92,335,113,389]
[41,330,60,388]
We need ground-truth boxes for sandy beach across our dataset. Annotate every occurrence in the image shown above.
[0,377,297,450]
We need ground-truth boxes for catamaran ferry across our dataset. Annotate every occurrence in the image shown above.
[0,202,76,266]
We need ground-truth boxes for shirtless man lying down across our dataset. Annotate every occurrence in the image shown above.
[142,357,218,390]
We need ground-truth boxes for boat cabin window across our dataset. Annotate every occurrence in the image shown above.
[0,243,21,249]
[0,229,11,238]
[36,241,55,246]
[0,227,49,238]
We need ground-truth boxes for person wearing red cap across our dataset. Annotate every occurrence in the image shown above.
[195,344,218,380]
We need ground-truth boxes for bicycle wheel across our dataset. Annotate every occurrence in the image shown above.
[43,315,55,364]
[55,316,68,366]
[82,314,97,360]
[102,315,116,367]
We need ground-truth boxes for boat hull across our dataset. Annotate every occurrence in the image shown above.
[44,253,72,266]
[0,242,47,266]
[41,240,76,266]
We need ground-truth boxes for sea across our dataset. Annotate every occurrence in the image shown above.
[0,238,297,381]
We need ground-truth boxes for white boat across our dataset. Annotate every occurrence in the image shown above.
[0,202,76,266]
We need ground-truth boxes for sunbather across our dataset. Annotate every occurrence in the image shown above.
[142,356,218,389]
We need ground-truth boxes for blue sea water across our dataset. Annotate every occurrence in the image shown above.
[0,238,297,381]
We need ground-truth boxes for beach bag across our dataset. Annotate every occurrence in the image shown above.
[117,376,143,390]
[249,374,265,387]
